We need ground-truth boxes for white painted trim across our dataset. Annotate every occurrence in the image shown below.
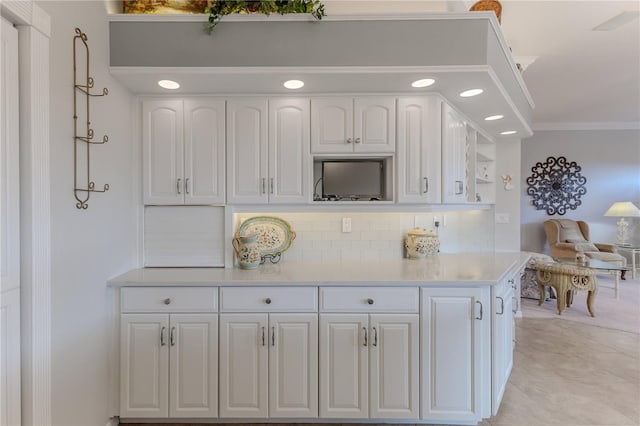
[17,2,51,424]
[486,66,534,138]
[532,122,640,131]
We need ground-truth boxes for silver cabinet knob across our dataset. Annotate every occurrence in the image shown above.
[164,298,171,305]
[265,298,272,305]
[367,298,374,305]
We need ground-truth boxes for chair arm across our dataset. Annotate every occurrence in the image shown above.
[552,243,580,257]
[594,243,617,253]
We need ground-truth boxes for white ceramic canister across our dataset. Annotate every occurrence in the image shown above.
[405,228,440,259]
[232,234,261,269]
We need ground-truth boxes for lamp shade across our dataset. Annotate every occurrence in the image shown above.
[604,201,640,217]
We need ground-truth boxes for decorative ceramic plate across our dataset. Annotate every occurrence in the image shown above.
[237,216,296,258]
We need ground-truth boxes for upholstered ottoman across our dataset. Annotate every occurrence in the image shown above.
[520,252,554,300]
[535,263,598,317]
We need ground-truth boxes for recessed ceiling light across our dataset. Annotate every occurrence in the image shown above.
[460,89,483,97]
[158,79,180,90]
[411,78,435,88]
[284,79,304,89]
[485,115,504,121]
[501,130,517,135]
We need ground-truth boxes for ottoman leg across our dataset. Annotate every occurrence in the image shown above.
[538,284,546,306]
[555,285,566,315]
[586,290,596,317]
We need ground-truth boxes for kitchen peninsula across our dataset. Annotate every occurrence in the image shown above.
[109,252,529,425]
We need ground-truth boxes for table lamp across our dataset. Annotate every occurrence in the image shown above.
[604,201,640,246]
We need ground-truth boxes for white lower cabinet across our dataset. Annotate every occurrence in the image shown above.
[219,313,318,418]
[420,287,489,423]
[492,277,515,415]
[319,287,419,419]
[218,287,319,419]
[120,313,218,418]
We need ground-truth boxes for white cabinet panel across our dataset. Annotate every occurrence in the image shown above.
[226,98,269,204]
[143,98,225,205]
[121,287,218,313]
[120,314,169,418]
[269,314,318,417]
[184,99,226,204]
[397,97,442,203]
[311,97,395,154]
[369,314,419,419]
[219,314,269,418]
[269,98,311,203]
[0,288,20,426]
[492,279,514,415]
[310,98,353,153]
[169,314,218,417]
[354,97,396,153]
[319,314,369,418]
[441,102,469,204]
[421,287,486,423]
[221,286,317,312]
[320,287,418,313]
[142,100,184,205]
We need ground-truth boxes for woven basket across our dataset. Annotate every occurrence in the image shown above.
[470,0,502,23]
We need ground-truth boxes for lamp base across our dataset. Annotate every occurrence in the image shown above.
[615,217,629,246]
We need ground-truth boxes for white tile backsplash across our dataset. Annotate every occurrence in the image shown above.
[235,210,495,262]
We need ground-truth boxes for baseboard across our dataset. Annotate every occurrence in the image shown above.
[106,417,119,426]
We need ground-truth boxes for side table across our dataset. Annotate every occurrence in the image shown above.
[616,245,639,280]
[536,263,598,317]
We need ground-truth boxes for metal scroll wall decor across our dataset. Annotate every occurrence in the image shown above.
[73,27,109,209]
[526,156,587,215]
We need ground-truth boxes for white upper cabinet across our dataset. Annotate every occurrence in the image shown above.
[396,97,442,204]
[227,98,310,204]
[441,102,469,204]
[142,98,225,205]
[311,97,395,153]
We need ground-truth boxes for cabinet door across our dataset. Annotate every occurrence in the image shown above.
[120,314,169,418]
[268,98,310,204]
[269,314,318,417]
[492,283,514,415]
[354,97,396,153]
[420,287,485,423]
[169,314,218,418]
[311,98,353,153]
[441,102,468,204]
[142,99,184,205]
[219,314,269,417]
[319,314,368,418]
[184,99,226,204]
[397,97,442,203]
[226,99,268,204]
[369,314,419,419]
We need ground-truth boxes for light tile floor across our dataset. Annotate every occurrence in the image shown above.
[486,317,640,426]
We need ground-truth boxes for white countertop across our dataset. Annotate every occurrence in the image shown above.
[108,252,530,287]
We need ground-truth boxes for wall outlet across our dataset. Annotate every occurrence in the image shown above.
[342,217,352,233]
[495,213,510,224]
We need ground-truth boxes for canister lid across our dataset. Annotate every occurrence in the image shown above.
[407,227,437,237]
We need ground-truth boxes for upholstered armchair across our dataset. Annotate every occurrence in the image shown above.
[544,219,627,279]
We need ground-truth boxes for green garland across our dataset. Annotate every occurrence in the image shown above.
[205,0,326,34]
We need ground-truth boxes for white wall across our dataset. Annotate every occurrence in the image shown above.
[494,138,521,251]
[520,129,640,254]
[38,1,136,425]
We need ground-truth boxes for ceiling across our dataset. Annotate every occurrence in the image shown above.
[321,0,640,129]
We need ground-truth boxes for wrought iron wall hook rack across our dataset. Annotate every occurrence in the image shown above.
[73,27,109,209]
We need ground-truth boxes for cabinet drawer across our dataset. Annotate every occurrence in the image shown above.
[121,287,218,313]
[320,287,419,313]
[220,287,317,312]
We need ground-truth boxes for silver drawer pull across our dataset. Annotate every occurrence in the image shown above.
[160,326,166,346]
[163,298,171,305]
[373,327,378,347]
[496,296,504,315]
[363,327,368,346]
[177,178,181,195]
[271,326,275,346]
[170,326,176,346]
[423,177,429,193]
[367,298,374,305]
[475,300,483,320]
[261,326,265,346]
[354,137,361,144]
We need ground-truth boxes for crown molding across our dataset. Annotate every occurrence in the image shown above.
[532,122,640,131]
